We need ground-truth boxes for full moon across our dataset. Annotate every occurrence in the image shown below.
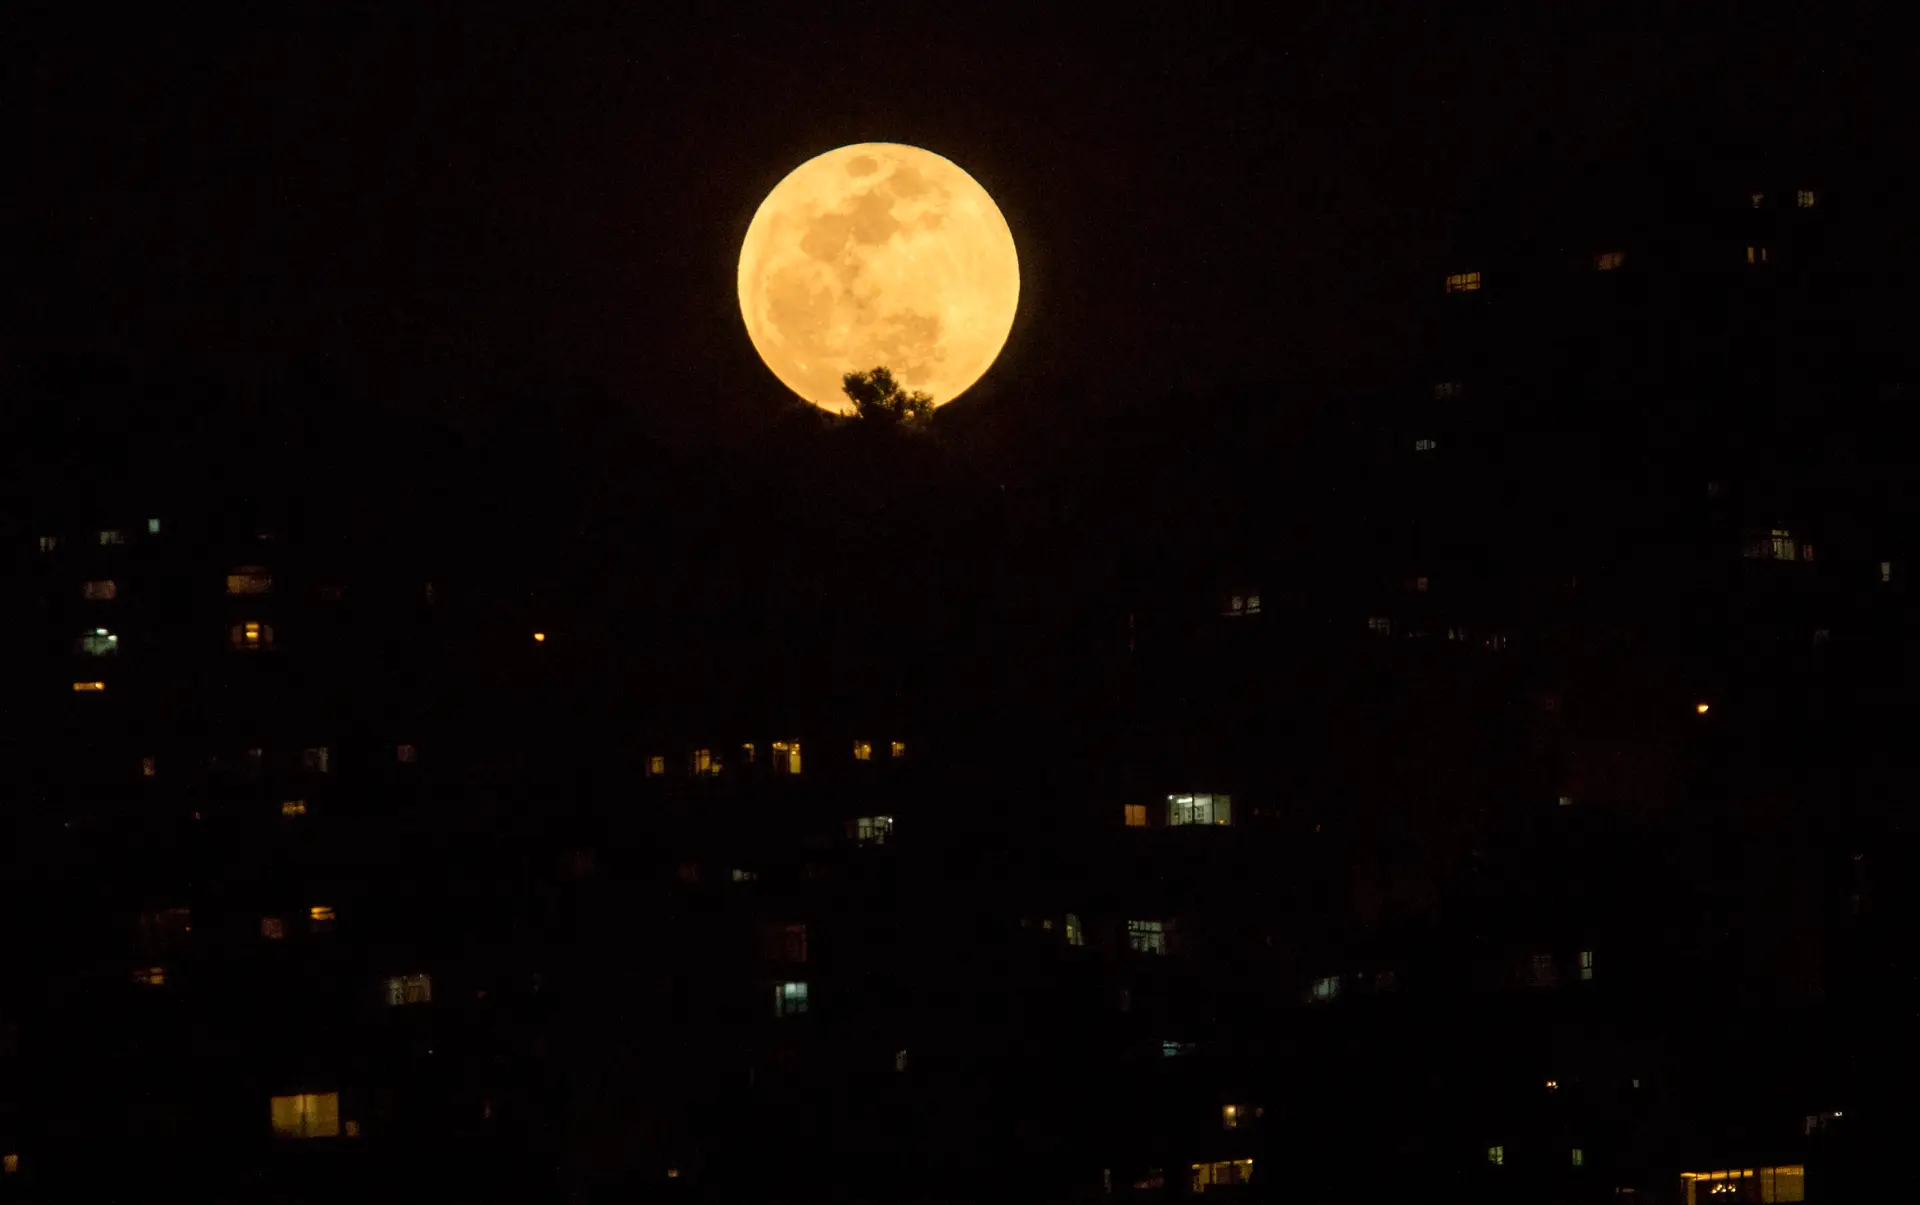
[737,143,1019,414]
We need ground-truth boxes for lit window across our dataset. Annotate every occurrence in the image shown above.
[763,922,808,963]
[302,746,331,773]
[1310,975,1341,1002]
[741,742,757,763]
[37,535,57,553]
[1746,245,1769,265]
[1190,1159,1253,1192]
[1558,794,1573,807]
[1368,616,1392,636]
[849,815,894,845]
[1796,189,1815,209]
[1222,592,1262,617]
[1572,1148,1585,1167]
[894,1049,908,1072]
[132,965,166,986]
[1065,912,1084,946]
[72,681,106,692]
[1124,804,1148,827]
[230,621,275,651]
[853,740,873,761]
[1880,561,1892,583]
[261,917,285,940]
[270,1092,340,1139]
[1488,1145,1504,1165]
[1445,270,1481,293]
[82,579,117,600]
[774,981,809,1017]
[1127,920,1167,956]
[1433,381,1463,400]
[646,755,666,776]
[1484,633,1508,651]
[385,973,432,1006]
[281,800,307,817]
[1160,1041,1192,1058]
[309,906,335,933]
[1751,192,1765,208]
[890,740,906,758]
[396,743,418,764]
[731,868,758,882]
[1166,793,1231,826]
[1679,1166,1803,1204]
[148,518,162,534]
[344,1120,360,1137]
[1546,1079,1559,1092]
[141,756,156,778]
[1579,950,1594,980]
[1742,528,1798,561]
[532,631,546,643]
[2,1154,16,1174]
[99,529,125,546]
[1594,251,1625,271]
[226,565,272,595]
[1222,1104,1241,1130]
[772,740,802,774]
[689,747,721,776]
[1414,438,1438,451]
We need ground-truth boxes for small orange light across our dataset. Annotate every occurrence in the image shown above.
[1696,702,1710,714]
[533,632,546,643]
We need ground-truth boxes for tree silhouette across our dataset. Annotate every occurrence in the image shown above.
[841,367,934,426]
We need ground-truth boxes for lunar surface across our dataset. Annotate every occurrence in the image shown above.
[737,143,1019,413]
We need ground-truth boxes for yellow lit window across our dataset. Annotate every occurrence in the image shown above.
[1065,912,1084,946]
[1679,1167,1802,1205]
[689,748,721,776]
[532,631,546,643]
[3,1154,16,1175]
[1572,1148,1584,1166]
[73,681,106,692]
[309,906,335,932]
[1594,251,1625,271]
[646,754,665,776]
[1546,1079,1559,1092]
[890,740,906,758]
[1124,804,1147,827]
[82,579,117,600]
[1445,270,1481,293]
[1190,1159,1253,1192]
[1746,245,1769,265]
[281,800,307,817]
[270,1092,341,1139]
[261,917,285,940]
[141,756,156,778]
[132,965,166,986]
[226,565,273,595]
[741,742,756,764]
[1222,1104,1241,1129]
[772,740,802,774]
[343,1120,360,1137]
[230,621,275,651]
[1488,1145,1504,1165]
[853,740,873,761]
[1579,950,1594,980]
[1796,189,1815,209]
[385,973,432,1006]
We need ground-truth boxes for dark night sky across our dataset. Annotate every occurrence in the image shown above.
[1,4,1900,444]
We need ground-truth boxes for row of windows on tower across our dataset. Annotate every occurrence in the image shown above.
[37,519,164,550]
[643,740,906,778]
[107,745,412,780]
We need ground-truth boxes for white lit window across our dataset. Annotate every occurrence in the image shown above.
[1065,913,1084,946]
[849,815,894,845]
[772,740,802,774]
[148,518,162,534]
[226,565,273,595]
[895,1049,908,1072]
[1160,1040,1192,1058]
[1742,528,1798,561]
[1488,1145,1504,1165]
[99,529,125,546]
[1558,794,1573,807]
[76,628,120,656]
[774,981,809,1017]
[1445,271,1481,293]
[302,746,331,773]
[1368,616,1392,636]
[852,740,873,761]
[689,748,721,776]
[1124,804,1148,827]
[1594,251,1625,271]
[385,973,432,1006]
[37,535,58,553]
[1166,793,1231,826]
[1310,975,1341,1002]
[270,1092,340,1139]
[1796,189,1815,209]
[1190,1159,1253,1192]
[1414,438,1438,452]
[82,579,117,601]
[230,621,275,651]
[1880,561,1892,583]
[1433,381,1463,400]
[1579,949,1593,980]
[1128,920,1167,956]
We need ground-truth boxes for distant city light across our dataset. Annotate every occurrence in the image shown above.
[533,632,547,643]
[1696,702,1711,714]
